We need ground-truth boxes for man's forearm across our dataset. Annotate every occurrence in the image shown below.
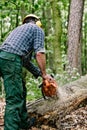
[36,52,47,78]
[36,52,55,82]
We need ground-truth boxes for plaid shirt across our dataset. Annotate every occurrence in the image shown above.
[0,23,45,56]
[0,23,45,77]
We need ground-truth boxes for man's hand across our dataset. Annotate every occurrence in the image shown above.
[42,74,55,83]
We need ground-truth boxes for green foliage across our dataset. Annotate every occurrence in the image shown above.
[55,69,81,87]
[25,74,42,101]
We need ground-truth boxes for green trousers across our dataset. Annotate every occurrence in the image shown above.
[0,51,29,130]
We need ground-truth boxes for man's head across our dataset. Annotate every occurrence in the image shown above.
[23,14,42,28]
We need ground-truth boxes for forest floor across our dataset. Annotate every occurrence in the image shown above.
[0,98,87,130]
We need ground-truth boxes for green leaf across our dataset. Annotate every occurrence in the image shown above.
[4,1,8,6]
[0,5,2,9]
[34,4,39,10]
[13,0,16,2]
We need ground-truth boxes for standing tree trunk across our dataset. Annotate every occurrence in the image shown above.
[49,0,63,74]
[82,2,87,75]
[67,0,85,76]
[43,0,54,72]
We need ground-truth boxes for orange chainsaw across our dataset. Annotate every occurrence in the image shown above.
[39,75,58,99]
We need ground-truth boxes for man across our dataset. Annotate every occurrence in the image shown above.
[0,14,54,130]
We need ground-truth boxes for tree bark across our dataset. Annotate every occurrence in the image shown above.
[67,0,85,75]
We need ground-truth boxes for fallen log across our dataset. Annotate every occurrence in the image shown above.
[27,75,87,130]
[0,75,87,130]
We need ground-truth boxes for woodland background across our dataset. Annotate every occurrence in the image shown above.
[0,0,87,101]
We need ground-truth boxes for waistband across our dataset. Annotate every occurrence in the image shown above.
[0,50,22,61]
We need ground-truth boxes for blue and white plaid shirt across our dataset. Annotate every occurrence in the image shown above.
[0,23,45,77]
[0,23,45,56]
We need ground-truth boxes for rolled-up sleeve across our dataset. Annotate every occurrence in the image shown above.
[33,27,45,54]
